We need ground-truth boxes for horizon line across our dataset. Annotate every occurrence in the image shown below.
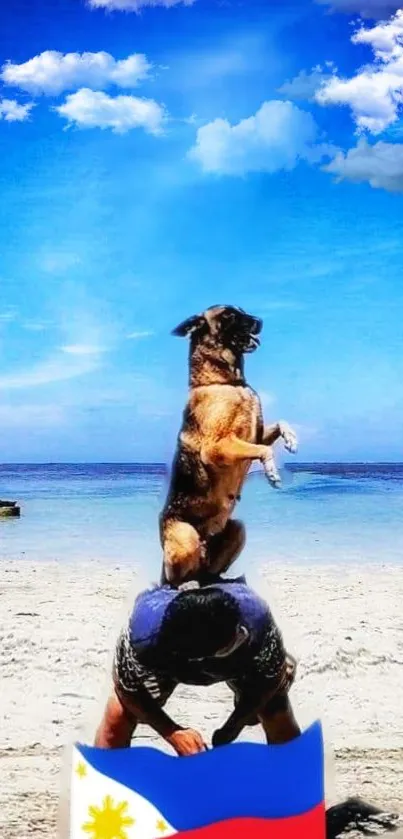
[1,461,403,467]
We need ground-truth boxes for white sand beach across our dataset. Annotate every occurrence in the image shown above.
[1,559,403,838]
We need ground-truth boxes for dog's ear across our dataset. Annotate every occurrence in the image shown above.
[171,314,206,338]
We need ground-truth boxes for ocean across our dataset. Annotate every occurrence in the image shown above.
[1,463,402,580]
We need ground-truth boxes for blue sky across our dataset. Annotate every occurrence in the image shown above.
[0,0,402,462]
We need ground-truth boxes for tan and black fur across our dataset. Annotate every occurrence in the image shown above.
[160,305,298,586]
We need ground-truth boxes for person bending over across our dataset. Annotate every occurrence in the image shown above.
[95,578,300,756]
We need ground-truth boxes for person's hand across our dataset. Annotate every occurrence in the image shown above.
[212,722,239,747]
[166,728,207,756]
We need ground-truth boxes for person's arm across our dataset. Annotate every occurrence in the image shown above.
[115,683,207,755]
[212,683,280,746]
[212,626,295,746]
[116,682,179,738]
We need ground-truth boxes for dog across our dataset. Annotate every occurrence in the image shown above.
[159,305,298,586]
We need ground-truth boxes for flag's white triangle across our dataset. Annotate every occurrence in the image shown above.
[70,746,177,839]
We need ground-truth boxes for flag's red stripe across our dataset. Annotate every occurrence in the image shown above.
[166,803,325,839]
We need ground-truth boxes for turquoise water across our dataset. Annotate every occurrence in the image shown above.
[1,464,402,579]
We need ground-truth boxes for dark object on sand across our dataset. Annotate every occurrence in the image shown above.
[326,797,401,838]
[0,500,20,517]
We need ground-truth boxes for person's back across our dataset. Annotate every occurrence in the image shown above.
[129,578,274,684]
[95,577,300,753]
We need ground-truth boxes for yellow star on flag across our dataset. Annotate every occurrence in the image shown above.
[156,818,169,833]
[82,794,135,839]
[75,761,87,779]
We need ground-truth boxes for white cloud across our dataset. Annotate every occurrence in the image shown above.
[278,64,337,101]
[126,330,154,339]
[323,138,403,191]
[316,11,403,134]
[0,352,101,390]
[55,88,166,134]
[88,0,194,11]
[188,100,335,176]
[316,0,402,19]
[1,50,150,96]
[61,343,106,355]
[0,305,110,390]
[0,98,33,121]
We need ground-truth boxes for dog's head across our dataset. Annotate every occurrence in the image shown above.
[172,305,263,354]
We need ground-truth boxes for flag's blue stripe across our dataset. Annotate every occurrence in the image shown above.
[78,721,324,831]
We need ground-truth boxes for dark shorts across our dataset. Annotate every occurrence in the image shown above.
[113,627,297,723]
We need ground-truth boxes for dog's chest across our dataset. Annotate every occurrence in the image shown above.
[177,385,262,536]
[232,386,261,443]
[207,387,261,531]
[184,384,261,443]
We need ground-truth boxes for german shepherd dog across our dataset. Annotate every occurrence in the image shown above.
[160,305,298,586]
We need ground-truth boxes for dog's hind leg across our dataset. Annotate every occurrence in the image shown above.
[206,519,246,576]
[161,519,204,586]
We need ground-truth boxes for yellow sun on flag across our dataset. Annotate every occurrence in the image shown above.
[75,761,87,779]
[82,795,135,839]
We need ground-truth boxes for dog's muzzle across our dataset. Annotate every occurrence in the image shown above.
[243,317,262,352]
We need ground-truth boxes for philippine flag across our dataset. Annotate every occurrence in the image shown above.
[70,722,325,839]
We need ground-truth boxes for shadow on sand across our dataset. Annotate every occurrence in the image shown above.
[327,798,402,838]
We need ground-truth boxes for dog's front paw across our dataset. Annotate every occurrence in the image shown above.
[279,422,298,454]
[261,454,281,488]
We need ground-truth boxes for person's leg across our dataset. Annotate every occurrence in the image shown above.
[95,690,137,748]
[258,693,301,745]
